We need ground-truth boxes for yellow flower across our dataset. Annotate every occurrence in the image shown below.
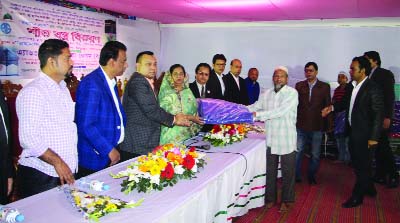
[104,203,118,212]
[149,165,162,176]
[156,158,167,170]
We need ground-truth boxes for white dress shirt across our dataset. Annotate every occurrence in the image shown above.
[349,77,367,126]
[196,81,205,97]
[101,67,125,144]
[215,72,225,96]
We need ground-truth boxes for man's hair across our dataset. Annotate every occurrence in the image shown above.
[99,41,127,66]
[136,51,154,63]
[305,62,318,71]
[364,51,381,67]
[248,67,258,73]
[212,54,227,64]
[195,63,211,74]
[352,56,372,76]
[38,39,69,69]
[169,64,186,76]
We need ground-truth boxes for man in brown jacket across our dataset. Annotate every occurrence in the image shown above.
[295,62,331,185]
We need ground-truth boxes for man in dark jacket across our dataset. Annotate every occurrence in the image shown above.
[0,84,13,204]
[364,51,398,188]
[295,62,331,185]
[323,56,384,208]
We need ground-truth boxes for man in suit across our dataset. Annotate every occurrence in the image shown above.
[189,63,216,98]
[189,62,215,132]
[223,59,250,105]
[0,84,13,204]
[119,51,189,160]
[208,54,227,99]
[364,51,399,188]
[295,62,331,185]
[75,41,127,177]
[322,56,384,208]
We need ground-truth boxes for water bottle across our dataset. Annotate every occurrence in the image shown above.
[75,177,110,191]
[0,206,24,223]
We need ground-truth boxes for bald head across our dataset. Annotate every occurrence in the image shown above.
[230,59,242,77]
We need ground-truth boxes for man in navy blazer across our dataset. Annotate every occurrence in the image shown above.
[75,41,128,177]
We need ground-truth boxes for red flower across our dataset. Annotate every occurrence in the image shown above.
[152,145,164,154]
[183,155,195,170]
[228,129,236,136]
[160,163,174,179]
[212,125,221,133]
[189,147,196,152]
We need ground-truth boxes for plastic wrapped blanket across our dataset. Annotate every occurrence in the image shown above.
[197,98,254,124]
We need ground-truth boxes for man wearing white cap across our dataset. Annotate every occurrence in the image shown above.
[248,66,298,212]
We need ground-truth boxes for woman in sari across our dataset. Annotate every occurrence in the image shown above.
[159,64,202,144]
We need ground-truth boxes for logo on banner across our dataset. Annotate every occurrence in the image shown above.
[0,23,11,34]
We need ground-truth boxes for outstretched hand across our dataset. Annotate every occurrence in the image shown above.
[321,106,332,117]
[175,113,190,126]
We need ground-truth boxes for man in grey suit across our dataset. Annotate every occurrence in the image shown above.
[119,51,189,161]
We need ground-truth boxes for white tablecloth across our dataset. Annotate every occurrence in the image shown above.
[9,132,266,223]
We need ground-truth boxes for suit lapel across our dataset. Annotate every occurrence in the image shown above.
[352,79,369,113]
[192,82,200,98]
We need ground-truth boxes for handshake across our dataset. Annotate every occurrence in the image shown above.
[174,113,205,127]
[321,105,333,118]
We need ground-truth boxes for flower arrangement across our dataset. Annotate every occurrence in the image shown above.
[111,144,206,194]
[203,124,249,147]
[63,186,143,222]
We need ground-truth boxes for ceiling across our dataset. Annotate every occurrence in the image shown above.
[69,0,400,24]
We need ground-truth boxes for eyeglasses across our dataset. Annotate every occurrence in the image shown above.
[172,72,185,77]
[305,69,315,73]
[215,63,226,66]
[197,72,209,76]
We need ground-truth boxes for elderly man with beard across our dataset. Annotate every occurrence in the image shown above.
[248,66,298,212]
[16,39,77,198]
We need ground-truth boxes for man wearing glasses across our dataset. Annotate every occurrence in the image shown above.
[295,62,331,185]
[208,54,227,100]
[189,63,217,99]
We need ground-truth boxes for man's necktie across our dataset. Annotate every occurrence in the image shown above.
[201,85,205,98]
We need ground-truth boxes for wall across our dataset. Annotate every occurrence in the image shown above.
[159,18,400,90]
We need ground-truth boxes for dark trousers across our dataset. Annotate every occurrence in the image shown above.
[348,134,375,199]
[76,165,97,179]
[118,149,141,163]
[375,128,398,178]
[17,165,60,199]
[266,148,296,203]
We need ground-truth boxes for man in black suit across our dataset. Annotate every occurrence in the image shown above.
[322,56,384,208]
[364,51,399,188]
[189,63,216,99]
[119,51,189,160]
[208,54,226,100]
[223,59,249,105]
[0,83,13,204]
[189,63,216,132]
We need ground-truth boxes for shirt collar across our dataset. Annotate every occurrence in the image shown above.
[40,72,67,89]
[100,66,116,88]
[352,76,367,87]
[308,79,317,88]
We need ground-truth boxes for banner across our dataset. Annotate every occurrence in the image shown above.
[0,0,112,78]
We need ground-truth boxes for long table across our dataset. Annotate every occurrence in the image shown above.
[9,132,266,223]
